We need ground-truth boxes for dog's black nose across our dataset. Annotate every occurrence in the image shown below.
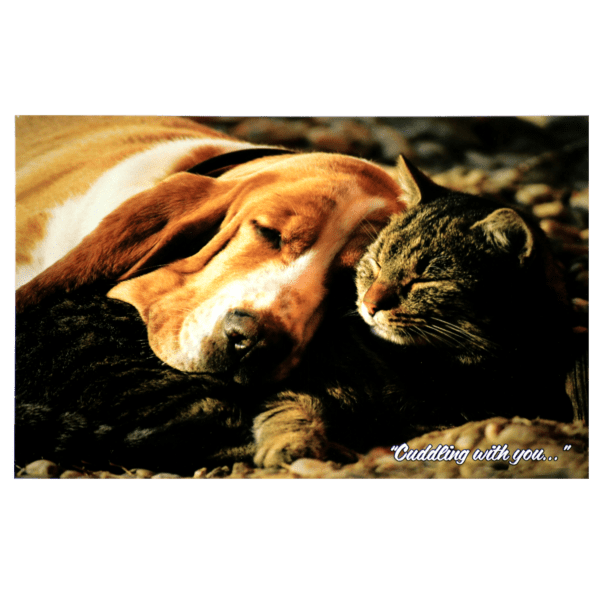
[220,309,295,384]
[223,309,262,356]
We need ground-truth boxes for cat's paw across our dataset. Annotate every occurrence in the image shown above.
[254,429,327,468]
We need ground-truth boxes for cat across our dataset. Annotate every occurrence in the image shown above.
[251,157,577,466]
[14,157,577,474]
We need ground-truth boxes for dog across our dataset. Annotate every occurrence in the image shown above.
[16,116,406,385]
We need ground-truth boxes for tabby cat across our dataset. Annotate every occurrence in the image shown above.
[14,158,576,473]
[251,157,577,466]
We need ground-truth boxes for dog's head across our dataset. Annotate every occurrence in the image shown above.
[17,152,406,384]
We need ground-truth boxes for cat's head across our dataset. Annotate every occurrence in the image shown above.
[355,156,569,364]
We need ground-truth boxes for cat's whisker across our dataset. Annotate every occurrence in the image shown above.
[404,327,419,346]
[424,324,470,350]
[420,325,465,351]
[414,325,448,347]
[442,330,491,353]
[443,322,493,348]
[360,218,380,243]
[427,322,468,343]
[430,318,496,353]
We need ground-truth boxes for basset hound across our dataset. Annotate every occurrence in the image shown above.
[16,116,406,384]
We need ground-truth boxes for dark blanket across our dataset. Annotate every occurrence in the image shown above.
[15,288,267,474]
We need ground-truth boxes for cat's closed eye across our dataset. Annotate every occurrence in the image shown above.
[366,256,380,277]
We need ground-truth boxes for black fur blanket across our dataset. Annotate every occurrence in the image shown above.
[15,288,267,473]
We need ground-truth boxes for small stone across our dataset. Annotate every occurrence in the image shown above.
[570,189,589,211]
[572,298,589,312]
[230,462,252,478]
[575,271,589,286]
[25,459,59,478]
[133,469,155,479]
[372,125,414,162]
[455,428,483,449]
[515,183,555,205]
[413,140,448,162]
[193,467,208,479]
[60,470,86,479]
[484,167,520,192]
[483,421,504,443]
[464,150,498,171]
[539,219,582,242]
[306,119,376,155]
[206,466,230,479]
[230,118,308,146]
[151,473,181,479]
[517,116,551,128]
[288,458,333,478]
[532,200,568,219]
[371,454,401,476]
[497,423,536,446]
[363,447,394,465]
[432,167,487,195]
[306,126,352,154]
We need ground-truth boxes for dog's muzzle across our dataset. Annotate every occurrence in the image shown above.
[203,309,294,385]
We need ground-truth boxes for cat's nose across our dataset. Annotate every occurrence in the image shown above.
[362,282,398,315]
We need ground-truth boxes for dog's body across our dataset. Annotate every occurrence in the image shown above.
[16,116,405,384]
[16,116,249,288]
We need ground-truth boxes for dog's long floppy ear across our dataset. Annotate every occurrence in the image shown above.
[396,154,446,206]
[15,172,235,312]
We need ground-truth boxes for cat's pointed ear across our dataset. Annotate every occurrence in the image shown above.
[396,154,446,206]
[471,208,535,264]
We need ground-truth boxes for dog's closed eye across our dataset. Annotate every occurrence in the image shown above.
[252,220,283,250]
